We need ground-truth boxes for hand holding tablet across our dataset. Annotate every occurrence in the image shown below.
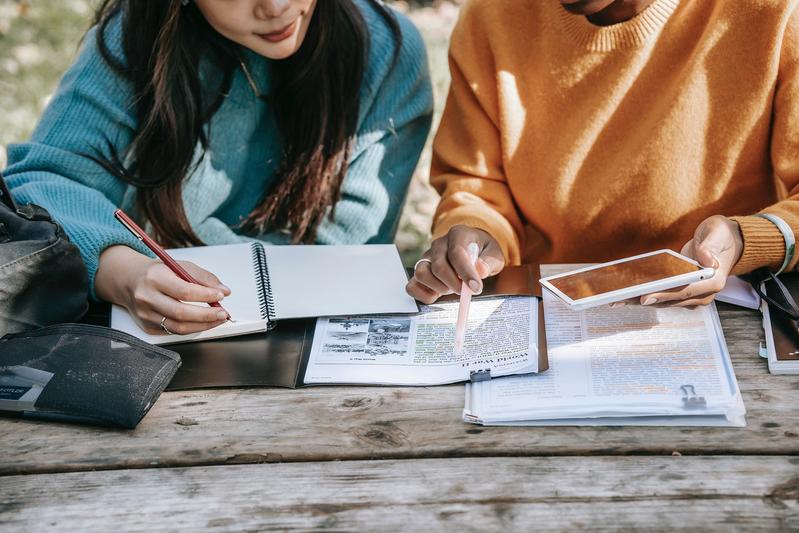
[539,249,716,310]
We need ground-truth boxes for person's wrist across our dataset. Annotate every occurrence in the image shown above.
[753,213,795,274]
[729,217,744,267]
[96,245,150,304]
[728,215,787,275]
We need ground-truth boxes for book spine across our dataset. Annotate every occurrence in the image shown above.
[251,242,277,329]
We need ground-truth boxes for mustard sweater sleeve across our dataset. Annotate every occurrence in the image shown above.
[429,5,525,265]
[732,6,799,274]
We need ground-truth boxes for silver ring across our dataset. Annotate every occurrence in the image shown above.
[413,258,432,271]
[160,316,176,335]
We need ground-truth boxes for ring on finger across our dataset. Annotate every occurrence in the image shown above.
[160,316,176,335]
[413,258,432,271]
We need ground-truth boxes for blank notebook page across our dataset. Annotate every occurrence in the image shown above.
[264,244,417,319]
[168,243,264,323]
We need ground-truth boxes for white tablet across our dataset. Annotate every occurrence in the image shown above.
[539,249,716,310]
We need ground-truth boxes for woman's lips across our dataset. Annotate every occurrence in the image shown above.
[255,20,298,43]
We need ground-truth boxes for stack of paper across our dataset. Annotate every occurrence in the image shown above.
[464,265,746,427]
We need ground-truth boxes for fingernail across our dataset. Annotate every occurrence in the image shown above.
[219,284,231,293]
[216,311,228,320]
[215,292,224,300]
[468,280,481,293]
[643,297,657,306]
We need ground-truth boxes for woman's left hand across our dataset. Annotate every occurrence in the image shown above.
[640,215,744,307]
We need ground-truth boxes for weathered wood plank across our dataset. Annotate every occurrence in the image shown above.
[1,457,798,531]
[3,306,797,476]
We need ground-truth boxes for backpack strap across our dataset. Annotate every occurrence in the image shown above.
[0,170,19,212]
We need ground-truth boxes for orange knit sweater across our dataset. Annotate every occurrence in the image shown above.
[431,0,799,274]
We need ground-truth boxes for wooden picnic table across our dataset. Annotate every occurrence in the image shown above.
[1,303,798,530]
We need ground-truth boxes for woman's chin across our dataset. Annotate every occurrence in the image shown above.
[560,0,616,16]
[246,36,303,61]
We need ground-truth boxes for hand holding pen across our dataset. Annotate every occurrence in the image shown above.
[406,225,506,305]
[98,209,232,336]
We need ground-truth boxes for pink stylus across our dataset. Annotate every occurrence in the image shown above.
[453,242,480,356]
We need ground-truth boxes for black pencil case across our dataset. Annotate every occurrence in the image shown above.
[0,323,180,428]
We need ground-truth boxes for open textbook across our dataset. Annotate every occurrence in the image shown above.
[464,265,746,427]
[303,266,548,386]
[304,297,539,385]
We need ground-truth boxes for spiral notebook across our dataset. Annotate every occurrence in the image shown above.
[111,242,418,345]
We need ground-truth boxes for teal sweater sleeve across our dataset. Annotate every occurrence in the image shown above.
[4,21,154,298]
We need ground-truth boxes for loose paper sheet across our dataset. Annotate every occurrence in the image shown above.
[715,275,760,310]
[304,296,539,386]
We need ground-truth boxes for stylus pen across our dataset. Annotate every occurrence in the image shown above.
[453,242,480,356]
[113,208,232,321]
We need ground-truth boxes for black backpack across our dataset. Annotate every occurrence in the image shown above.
[0,171,89,335]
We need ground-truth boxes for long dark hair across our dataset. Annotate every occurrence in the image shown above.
[91,0,400,247]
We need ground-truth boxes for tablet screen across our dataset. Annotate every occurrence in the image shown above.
[548,253,701,301]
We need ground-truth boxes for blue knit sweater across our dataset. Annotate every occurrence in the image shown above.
[5,1,433,297]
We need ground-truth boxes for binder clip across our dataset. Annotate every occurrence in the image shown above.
[470,369,491,382]
[680,384,706,408]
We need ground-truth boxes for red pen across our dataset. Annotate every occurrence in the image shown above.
[113,208,232,321]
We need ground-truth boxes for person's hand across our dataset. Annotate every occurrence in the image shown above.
[640,215,744,307]
[95,245,231,335]
[406,225,506,304]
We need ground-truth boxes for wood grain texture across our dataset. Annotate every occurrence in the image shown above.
[3,305,797,476]
[2,457,798,531]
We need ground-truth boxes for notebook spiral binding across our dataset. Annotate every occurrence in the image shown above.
[251,242,277,330]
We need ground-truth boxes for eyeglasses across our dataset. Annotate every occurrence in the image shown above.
[749,267,799,321]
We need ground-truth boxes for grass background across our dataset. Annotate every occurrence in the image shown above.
[0,0,463,265]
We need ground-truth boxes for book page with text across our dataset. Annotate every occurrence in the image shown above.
[304,296,539,385]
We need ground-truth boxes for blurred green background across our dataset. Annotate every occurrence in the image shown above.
[0,0,463,264]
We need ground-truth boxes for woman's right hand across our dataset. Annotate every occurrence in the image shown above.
[95,245,231,335]
[406,225,506,304]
